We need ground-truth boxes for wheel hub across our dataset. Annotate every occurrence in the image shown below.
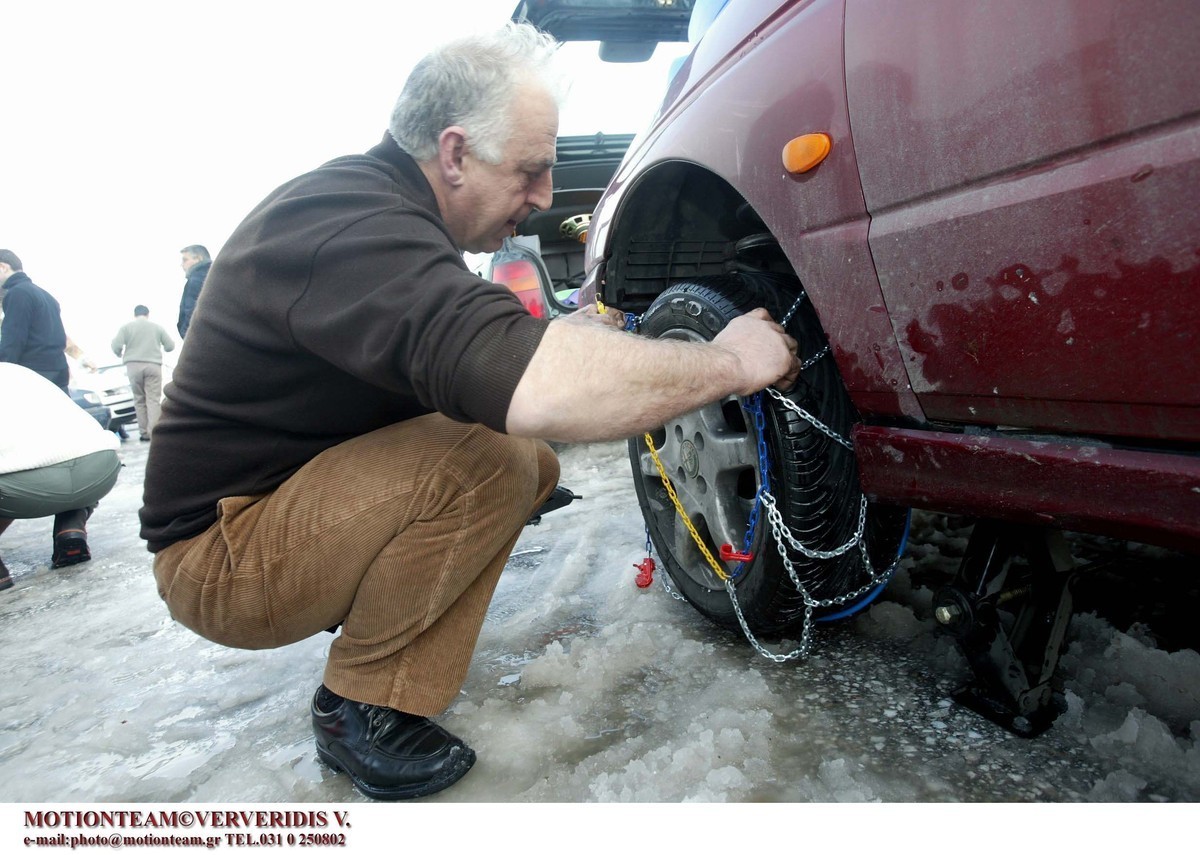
[680,439,700,478]
[638,399,760,590]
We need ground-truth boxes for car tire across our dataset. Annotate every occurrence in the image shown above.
[628,271,908,635]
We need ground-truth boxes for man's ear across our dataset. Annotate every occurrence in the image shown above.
[436,126,469,187]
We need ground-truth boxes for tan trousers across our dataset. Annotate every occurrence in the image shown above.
[153,414,559,716]
[125,361,164,436]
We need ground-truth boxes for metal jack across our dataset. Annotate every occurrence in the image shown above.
[526,485,583,525]
[932,520,1079,737]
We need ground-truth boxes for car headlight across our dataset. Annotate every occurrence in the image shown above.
[82,392,102,405]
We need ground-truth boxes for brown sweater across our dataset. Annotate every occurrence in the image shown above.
[139,134,549,551]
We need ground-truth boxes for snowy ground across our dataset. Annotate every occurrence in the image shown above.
[1,437,1198,806]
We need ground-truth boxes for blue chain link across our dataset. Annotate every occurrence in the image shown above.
[730,290,804,574]
[737,291,803,567]
[732,391,772,579]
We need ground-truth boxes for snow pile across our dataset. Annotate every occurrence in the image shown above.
[1054,615,1200,801]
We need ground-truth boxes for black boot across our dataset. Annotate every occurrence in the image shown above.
[311,685,475,800]
[51,508,91,568]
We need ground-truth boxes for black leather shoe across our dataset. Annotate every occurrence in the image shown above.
[311,686,475,800]
[51,531,90,568]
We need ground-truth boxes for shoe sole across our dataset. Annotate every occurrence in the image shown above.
[51,533,91,569]
[315,744,476,801]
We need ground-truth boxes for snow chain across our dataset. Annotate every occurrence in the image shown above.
[638,292,901,662]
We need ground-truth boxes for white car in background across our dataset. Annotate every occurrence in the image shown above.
[70,364,136,433]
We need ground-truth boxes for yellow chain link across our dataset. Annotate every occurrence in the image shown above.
[643,432,730,582]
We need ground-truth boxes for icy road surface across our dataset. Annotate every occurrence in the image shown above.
[1,438,1198,802]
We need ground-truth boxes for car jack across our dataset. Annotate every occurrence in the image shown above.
[932,520,1079,737]
[526,485,582,525]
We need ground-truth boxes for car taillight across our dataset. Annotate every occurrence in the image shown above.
[491,259,546,318]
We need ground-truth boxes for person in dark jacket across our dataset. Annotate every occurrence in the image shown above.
[0,249,71,391]
[176,244,211,338]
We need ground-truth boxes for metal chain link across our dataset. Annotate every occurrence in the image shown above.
[800,345,830,371]
[642,525,686,601]
[629,289,897,661]
[764,387,855,450]
[780,292,807,326]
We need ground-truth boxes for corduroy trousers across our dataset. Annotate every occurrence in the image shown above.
[153,414,559,716]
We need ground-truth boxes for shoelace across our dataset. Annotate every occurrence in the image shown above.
[362,703,421,750]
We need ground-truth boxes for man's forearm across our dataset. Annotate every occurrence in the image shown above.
[506,321,746,442]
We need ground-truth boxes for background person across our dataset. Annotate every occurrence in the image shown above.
[140,22,799,802]
[111,305,176,441]
[176,245,211,338]
[0,364,122,589]
[0,250,71,391]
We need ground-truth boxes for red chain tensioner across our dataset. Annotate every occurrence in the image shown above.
[719,544,754,563]
[633,557,656,588]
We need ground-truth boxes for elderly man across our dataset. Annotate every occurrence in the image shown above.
[141,22,798,801]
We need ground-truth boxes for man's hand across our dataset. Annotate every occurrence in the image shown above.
[561,301,626,330]
[712,308,801,394]
[65,336,98,372]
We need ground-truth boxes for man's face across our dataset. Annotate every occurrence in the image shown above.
[180,252,200,273]
[452,84,558,254]
[0,262,11,287]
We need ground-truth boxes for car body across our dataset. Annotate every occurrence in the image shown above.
[68,387,112,429]
[70,364,136,431]
[525,0,1199,554]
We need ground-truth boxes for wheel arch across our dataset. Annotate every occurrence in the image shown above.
[603,159,801,310]
[597,157,922,423]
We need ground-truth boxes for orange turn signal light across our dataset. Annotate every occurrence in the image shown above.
[782,133,832,174]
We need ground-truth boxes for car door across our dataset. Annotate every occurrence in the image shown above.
[845,0,1200,442]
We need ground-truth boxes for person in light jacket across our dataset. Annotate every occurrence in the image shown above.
[112,305,176,440]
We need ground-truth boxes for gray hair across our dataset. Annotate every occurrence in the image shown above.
[180,244,210,261]
[389,21,562,165]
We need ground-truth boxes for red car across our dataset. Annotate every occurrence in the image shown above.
[519,0,1200,733]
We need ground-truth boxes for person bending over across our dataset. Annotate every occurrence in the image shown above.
[0,364,121,589]
[140,22,799,801]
